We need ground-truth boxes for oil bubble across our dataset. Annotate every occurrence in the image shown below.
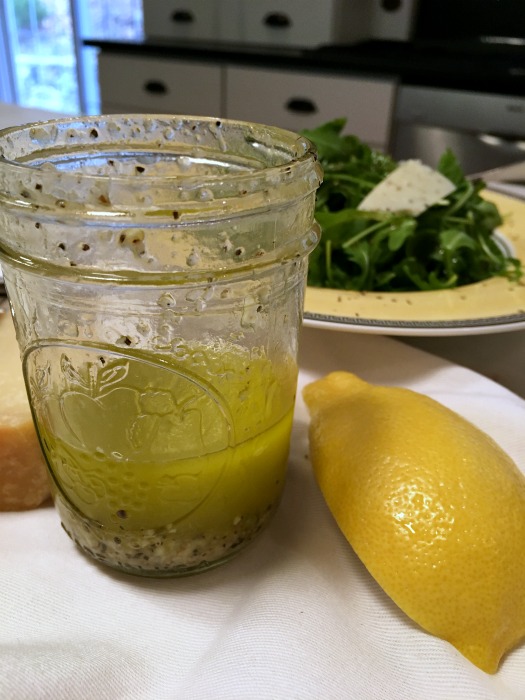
[186,250,200,267]
[197,188,214,202]
[157,292,176,309]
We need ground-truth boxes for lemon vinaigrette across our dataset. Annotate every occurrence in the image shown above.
[27,340,297,576]
[0,114,321,575]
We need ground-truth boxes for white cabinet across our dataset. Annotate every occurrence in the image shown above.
[142,0,418,47]
[143,0,222,43]
[98,54,223,117]
[143,0,370,47]
[97,53,396,150]
[225,66,396,150]
[232,0,370,47]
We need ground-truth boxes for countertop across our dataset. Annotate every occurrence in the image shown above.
[84,36,525,98]
[0,101,70,128]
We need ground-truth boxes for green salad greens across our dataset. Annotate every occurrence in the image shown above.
[302,118,522,292]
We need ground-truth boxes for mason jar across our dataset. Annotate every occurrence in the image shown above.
[0,114,321,577]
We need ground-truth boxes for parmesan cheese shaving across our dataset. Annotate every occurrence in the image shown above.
[0,311,50,510]
[357,159,456,216]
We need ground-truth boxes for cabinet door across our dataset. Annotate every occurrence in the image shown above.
[98,54,223,117]
[241,0,335,47]
[143,0,220,41]
[239,0,368,47]
[226,66,396,149]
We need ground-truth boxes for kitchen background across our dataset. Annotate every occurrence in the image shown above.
[1,0,525,173]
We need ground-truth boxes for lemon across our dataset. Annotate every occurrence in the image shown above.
[303,371,525,674]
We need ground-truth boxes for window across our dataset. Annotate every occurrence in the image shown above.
[0,0,144,114]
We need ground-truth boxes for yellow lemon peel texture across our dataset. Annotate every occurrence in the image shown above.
[303,371,525,674]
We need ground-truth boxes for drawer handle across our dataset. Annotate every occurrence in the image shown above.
[171,9,194,23]
[286,98,318,115]
[143,80,168,95]
[263,12,292,29]
[381,0,402,10]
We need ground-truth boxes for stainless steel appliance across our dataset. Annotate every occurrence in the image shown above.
[413,0,525,53]
[391,86,525,174]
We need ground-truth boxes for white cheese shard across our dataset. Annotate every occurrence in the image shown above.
[357,159,456,216]
[0,311,50,510]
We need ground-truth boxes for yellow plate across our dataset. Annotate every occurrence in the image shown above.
[303,190,525,336]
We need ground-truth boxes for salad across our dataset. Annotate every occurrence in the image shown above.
[302,119,522,292]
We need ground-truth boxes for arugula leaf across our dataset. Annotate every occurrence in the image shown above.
[303,119,522,292]
[437,148,466,187]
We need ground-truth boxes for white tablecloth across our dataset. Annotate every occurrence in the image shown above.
[1,326,524,700]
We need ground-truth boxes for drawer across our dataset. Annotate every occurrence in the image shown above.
[239,0,369,47]
[369,0,418,42]
[225,66,397,149]
[143,0,220,41]
[98,54,223,117]
[144,0,372,47]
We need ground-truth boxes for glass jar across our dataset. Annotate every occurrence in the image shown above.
[0,114,321,576]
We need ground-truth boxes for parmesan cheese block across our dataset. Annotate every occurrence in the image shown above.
[0,310,51,510]
[357,159,456,216]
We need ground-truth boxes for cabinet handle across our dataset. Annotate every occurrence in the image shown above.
[263,12,292,29]
[285,98,318,115]
[143,80,168,95]
[171,9,194,23]
[381,0,402,10]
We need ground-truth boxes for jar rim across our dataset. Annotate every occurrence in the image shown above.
[0,114,321,199]
[0,115,322,280]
